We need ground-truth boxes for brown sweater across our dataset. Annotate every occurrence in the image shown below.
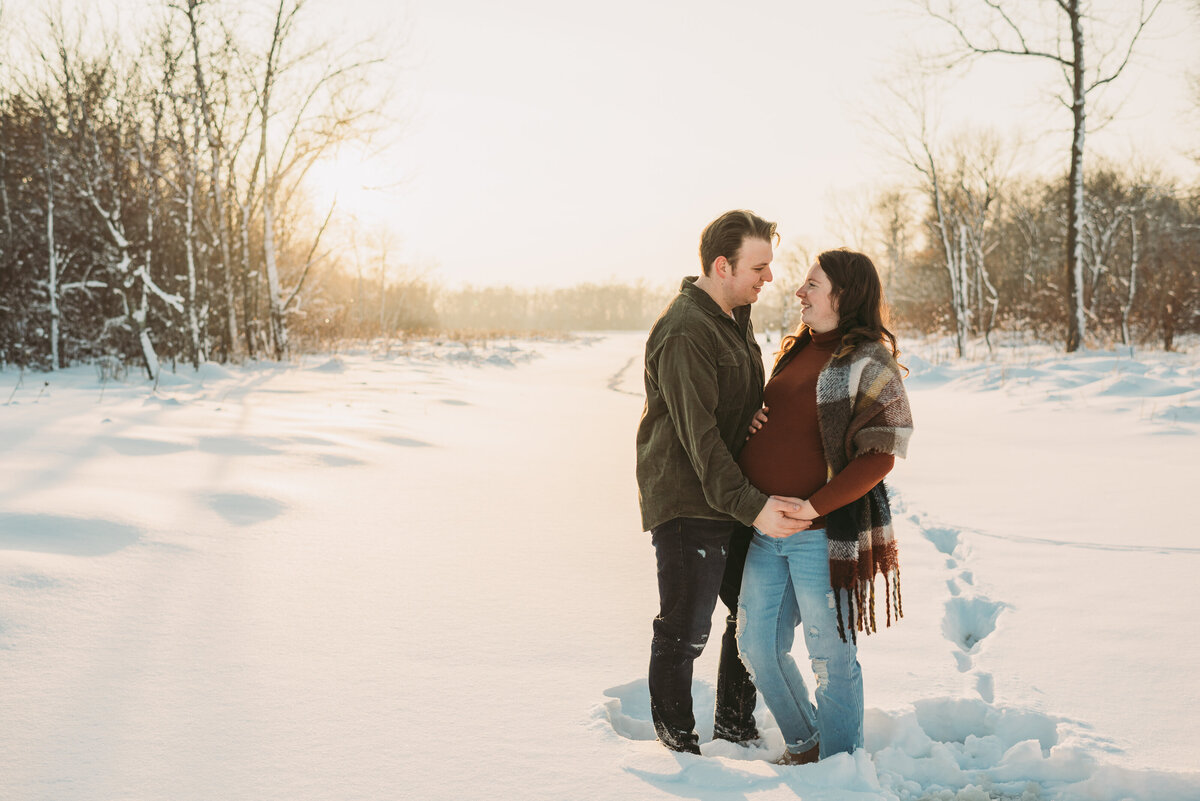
[738,329,894,529]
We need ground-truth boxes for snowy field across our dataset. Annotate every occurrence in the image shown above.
[1,332,1199,801]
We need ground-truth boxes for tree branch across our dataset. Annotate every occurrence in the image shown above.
[1087,0,1163,92]
[923,1,1071,67]
[283,196,336,312]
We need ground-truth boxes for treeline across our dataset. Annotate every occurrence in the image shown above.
[2,5,1196,371]
[433,282,674,333]
[873,158,1200,354]
[0,1,390,374]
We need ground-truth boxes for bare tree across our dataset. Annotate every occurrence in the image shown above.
[824,188,875,250]
[179,0,240,360]
[0,98,13,251]
[238,0,387,360]
[1120,204,1139,347]
[46,18,182,379]
[167,55,207,368]
[874,78,974,355]
[0,7,11,252]
[873,188,915,296]
[921,0,1163,351]
[0,0,410,369]
[1078,169,1131,328]
[40,108,61,369]
[947,132,1014,349]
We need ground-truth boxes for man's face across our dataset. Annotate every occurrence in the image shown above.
[724,236,774,307]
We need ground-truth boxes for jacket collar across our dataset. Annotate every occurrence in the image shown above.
[680,276,751,326]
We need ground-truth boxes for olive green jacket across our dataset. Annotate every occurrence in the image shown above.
[635,277,769,532]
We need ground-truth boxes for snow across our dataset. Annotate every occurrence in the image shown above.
[1,333,1198,800]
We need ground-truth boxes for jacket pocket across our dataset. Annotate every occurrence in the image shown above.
[715,348,751,414]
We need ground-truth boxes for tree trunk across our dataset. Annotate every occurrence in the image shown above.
[972,230,999,351]
[118,257,158,381]
[1120,213,1138,347]
[0,118,13,249]
[1065,0,1087,352]
[185,181,202,369]
[379,243,388,332]
[43,126,60,370]
[956,224,971,353]
[262,173,288,360]
[1162,302,1174,352]
[259,1,289,361]
[928,158,966,357]
[185,0,240,362]
[137,281,160,380]
[239,199,258,359]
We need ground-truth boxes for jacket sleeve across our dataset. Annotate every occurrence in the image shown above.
[656,333,768,525]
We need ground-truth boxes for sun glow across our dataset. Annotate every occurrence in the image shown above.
[306,146,401,225]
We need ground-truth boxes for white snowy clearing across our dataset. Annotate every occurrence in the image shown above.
[1,332,1198,801]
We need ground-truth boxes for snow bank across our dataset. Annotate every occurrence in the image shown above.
[1,332,1198,801]
[902,338,1200,432]
[593,678,1200,801]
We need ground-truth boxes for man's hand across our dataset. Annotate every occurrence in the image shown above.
[753,495,812,538]
[745,406,769,440]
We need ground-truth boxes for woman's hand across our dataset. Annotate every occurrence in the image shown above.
[753,495,811,538]
[746,406,769,440]
[788,498,819,521]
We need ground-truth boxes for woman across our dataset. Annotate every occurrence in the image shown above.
[735,248,913,765]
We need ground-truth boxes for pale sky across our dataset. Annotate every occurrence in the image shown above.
[314,0,1199,290]
[17,0,1200,290]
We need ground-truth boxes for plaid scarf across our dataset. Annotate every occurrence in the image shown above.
[815,341,913,642]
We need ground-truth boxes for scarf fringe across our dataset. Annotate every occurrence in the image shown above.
[833,565,903,644]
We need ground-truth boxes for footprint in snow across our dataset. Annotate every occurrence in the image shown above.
[593,678,776,759]
[316,453,365,467]
[922,525,961,557]
[4,573,60,590]
[901,501,1006,703]
[942,596,1005,654]
[381,435,433,448]
[594,679,657,742]
[906,697,1059,750]
[101,436,192,456]
[0,513,140,556]
[197,435,286,456]
[204,493,286,526]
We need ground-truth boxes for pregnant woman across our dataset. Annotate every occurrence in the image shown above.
[735,248,913,765]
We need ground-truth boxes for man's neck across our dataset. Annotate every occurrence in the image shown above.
[693,274,733,315]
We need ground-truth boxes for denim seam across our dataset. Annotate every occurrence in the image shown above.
[777,572,820,753]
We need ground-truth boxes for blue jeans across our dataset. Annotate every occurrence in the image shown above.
[736,528,864,758]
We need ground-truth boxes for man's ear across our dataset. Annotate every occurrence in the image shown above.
[713,256,730,278]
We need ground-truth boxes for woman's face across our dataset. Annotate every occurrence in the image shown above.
[796,261,839,333]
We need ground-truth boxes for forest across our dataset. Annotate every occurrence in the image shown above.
[0,0,1197,375]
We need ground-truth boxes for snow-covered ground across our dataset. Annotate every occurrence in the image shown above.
[1,332,1198,801]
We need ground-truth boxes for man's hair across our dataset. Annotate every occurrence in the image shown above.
[698,210,778,276]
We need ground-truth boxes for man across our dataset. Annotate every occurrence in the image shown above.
[635,209,809,755]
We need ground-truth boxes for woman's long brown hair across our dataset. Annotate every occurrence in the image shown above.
[773,248,904,374]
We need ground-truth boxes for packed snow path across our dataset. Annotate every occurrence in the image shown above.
[1,333,1198,801]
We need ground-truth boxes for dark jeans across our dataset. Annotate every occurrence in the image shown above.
[649,517,758,753]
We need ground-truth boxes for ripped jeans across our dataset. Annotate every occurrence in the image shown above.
[737,528,863,758]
